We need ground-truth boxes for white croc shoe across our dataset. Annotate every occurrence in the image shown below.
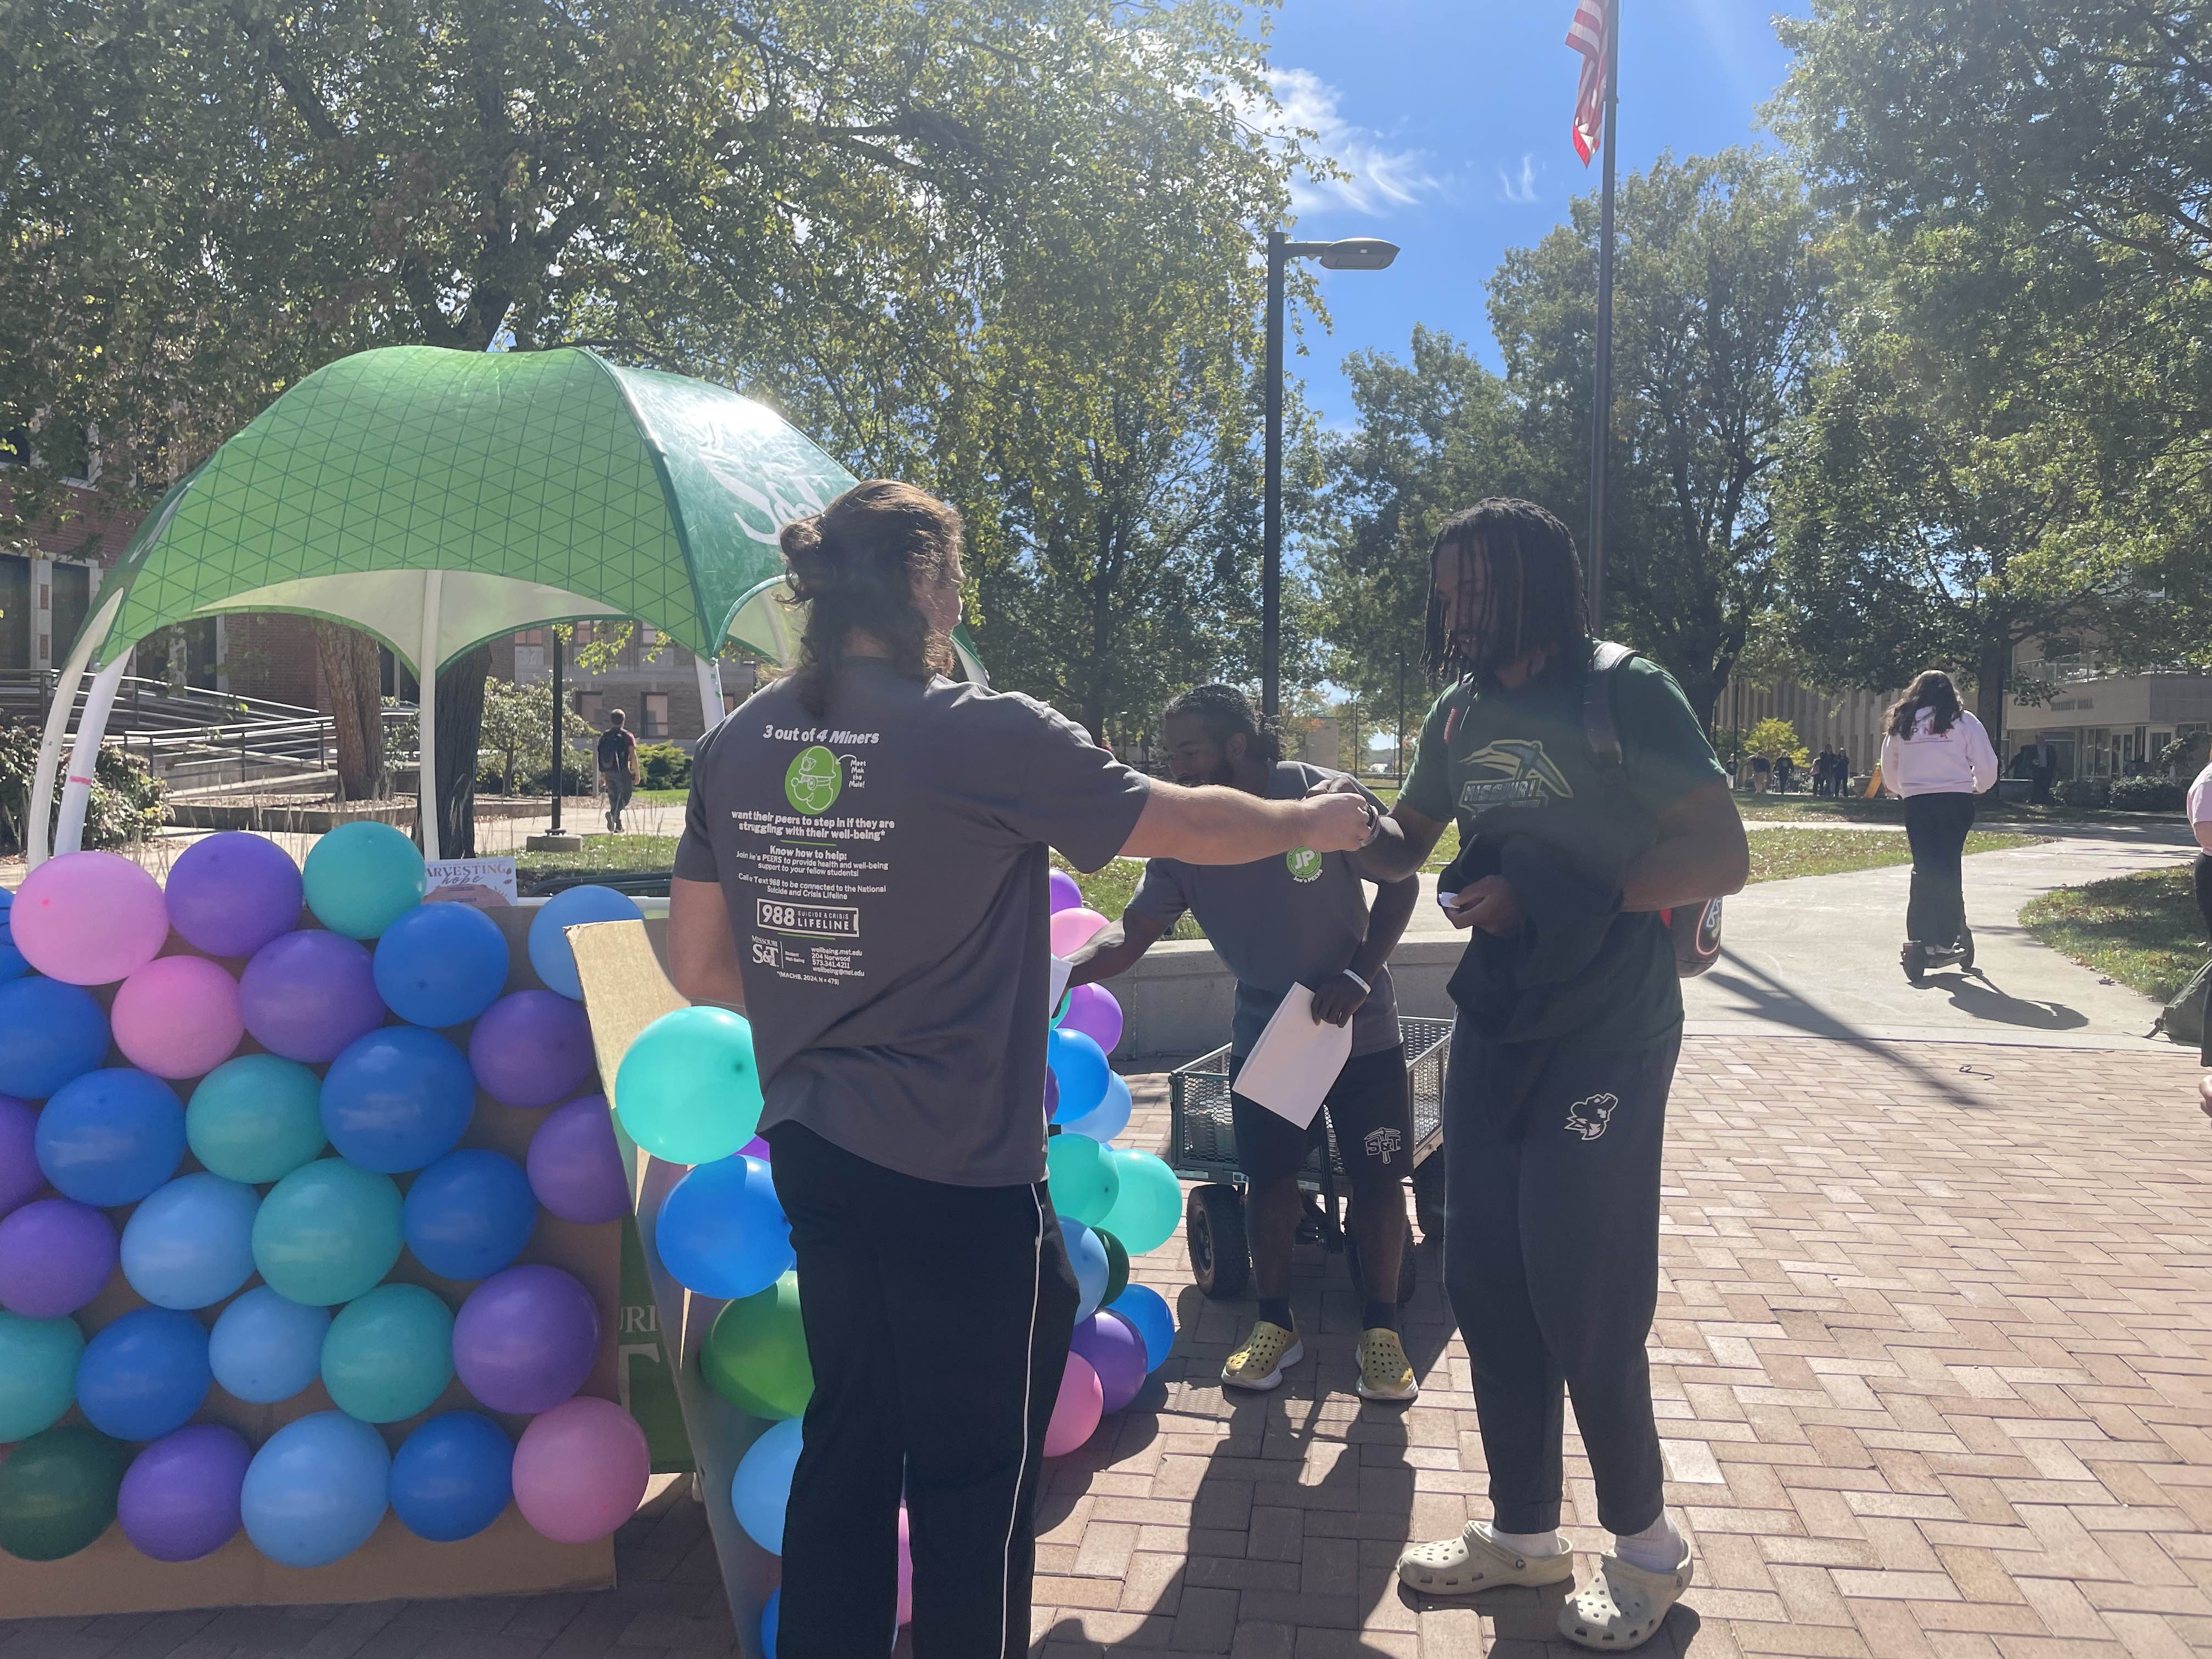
[1397,1522,1576,1595]
[1558,1543,1694,1650]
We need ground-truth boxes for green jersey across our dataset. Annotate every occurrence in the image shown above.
[1400,644,1724,1048]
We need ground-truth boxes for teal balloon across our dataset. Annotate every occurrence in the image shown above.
[187,1055,326,1183]
[613,1005,763,1166]
[302,821,427,940]
[251,1158,403,1306]
[1045,1133,1119,1228]
[1096,1149,1182,1255]
[0,1310,84,1441]
[321,1283,454,1424]
[119,1173,260,1310]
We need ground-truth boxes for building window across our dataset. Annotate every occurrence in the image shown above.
[575,691,603,727]
[642,694,669,738]
[51,565,89,663]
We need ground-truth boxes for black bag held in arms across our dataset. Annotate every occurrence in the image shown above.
[1584,641,1725,978]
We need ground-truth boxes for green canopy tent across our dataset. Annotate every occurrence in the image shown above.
[31,346,983,864]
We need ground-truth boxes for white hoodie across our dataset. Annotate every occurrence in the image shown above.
[1880,707,2000,798]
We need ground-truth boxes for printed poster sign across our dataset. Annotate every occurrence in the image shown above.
[425,856,518,908]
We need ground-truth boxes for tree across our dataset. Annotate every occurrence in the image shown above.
[1487,149,1832,729]
[478,673,592,797]
[1743,717,1805,767]
[314,623,387,802]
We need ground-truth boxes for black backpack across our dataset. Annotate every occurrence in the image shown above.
[1584,642,1726,978]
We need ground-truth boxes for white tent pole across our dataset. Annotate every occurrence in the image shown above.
[417,570,443,861]
[54,658,130,858]
[693,651,726,733]
[27,623,108,868]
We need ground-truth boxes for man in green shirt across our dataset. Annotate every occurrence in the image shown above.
[1346,499,1747,1651]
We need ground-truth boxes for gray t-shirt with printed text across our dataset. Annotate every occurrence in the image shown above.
[674,658,1151,1187]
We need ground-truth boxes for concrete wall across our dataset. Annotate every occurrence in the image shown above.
[1105,935,1465,1066]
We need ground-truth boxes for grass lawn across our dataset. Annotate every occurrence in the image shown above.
[514,834,680,894]
[2019,866,2206,1004]
[1734,792,2157,827]
[635,787,688,805]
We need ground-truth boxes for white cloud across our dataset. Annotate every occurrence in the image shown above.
[1498,153,1539,205]
[1266,67,1442,217]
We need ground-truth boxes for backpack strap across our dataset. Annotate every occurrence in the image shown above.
[1583,640,1637,785]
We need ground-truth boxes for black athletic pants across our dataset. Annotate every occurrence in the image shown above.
[1904,790,1977,947]
[1441,1023,1677,1538]
[2196,853,2211,1065]
[768,1124,1081,1659]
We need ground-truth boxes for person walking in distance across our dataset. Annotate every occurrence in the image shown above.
[664,481,1378,1659]
[597,710,639,833]
[1879,670,2000,982]
[1067,684,1424,1402]
[2189,755,2211,1070]
[1338,499,1747,1650]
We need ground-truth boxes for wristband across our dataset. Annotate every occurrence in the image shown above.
[1339,968,1371,994]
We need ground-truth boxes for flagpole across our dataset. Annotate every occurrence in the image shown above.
[1586,0,1620,631]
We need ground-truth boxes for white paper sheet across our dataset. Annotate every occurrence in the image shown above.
[1048,954,1074,1011]
[1234,984,1355,1130]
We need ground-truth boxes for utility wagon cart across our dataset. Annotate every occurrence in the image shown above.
[1169,1015,1453,1304]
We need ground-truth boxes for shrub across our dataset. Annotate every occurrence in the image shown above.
[2109,776,2185,814]
[0,720,167,854]
[2054,777,2110,811]
[636,743,691,790]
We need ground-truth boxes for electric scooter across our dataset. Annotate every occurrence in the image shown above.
[1901,926,1974,985]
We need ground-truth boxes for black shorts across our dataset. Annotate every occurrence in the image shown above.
[1228,1043,1413,1191]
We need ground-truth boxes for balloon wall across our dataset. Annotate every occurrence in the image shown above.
[0,832,647,1614]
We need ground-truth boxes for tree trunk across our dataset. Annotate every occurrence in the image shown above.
[1974,633,2010,753]
[1678,674,1725,740]
[432,646,489,857]
[314,622,387,801]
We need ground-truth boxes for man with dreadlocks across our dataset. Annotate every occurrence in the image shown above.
[1340,499,1748,1651]
[1068,683,1423,1401]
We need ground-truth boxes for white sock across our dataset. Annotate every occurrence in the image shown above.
[1477,1520,1565,1557]
[1614,1511,1685,1573]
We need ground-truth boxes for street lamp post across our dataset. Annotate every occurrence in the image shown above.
[1262,233,1400,720]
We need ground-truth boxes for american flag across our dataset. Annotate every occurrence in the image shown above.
[1567,0,1612,165]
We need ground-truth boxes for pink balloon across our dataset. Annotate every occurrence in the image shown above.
[512,1395,650,1543]
[111,956,245,1079]
[13,851,168,985]
[898,1505,914,1626]
[1059,984,1123,1055]
[1042,1352,1104,1458]
[1048,907,1109,960]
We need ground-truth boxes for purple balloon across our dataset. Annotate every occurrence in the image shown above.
[1048,868,1083,915]
[1072,1311,1148,1415]
[165,834,305,960]
[1060,984,1124,1055]
[239,930,385,1063]
[468,991,594,1110]
[119,1423,251,1562]
[0,1094,38,1217]
[738,1135,770,1161]
[0,1197,117,1317]
[452,1263,601,1413]
[526,1094,630,1225]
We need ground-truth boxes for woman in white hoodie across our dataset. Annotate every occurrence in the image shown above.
[1879,670,2000,970]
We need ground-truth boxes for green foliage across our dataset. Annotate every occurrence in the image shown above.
[2021,866,2204,1005]
[1744,718,1804,764]
[636,743,690,791]
[2108,776,2185,814]
[477,676,592,797]
[0,724,166,854]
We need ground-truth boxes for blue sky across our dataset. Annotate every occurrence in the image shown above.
[1263,0,1808,425]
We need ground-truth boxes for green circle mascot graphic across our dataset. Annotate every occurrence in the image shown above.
[1285,846,1324,883]
[785,746,843,815]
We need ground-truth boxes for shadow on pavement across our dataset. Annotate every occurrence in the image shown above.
[1931,968,2089,1031]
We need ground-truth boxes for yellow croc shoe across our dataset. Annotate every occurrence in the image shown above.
[1221,1319,1302,1391]
[1356,1327,1419,1402]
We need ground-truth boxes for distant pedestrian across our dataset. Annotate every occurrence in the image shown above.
[1751,754,1770,793]
[597,710,639,833]
[1880,670,2000,977]
[1774,752,1796,795]
[1835,748,1851,797]
[1814,747,1837,798]
[2190,757,2211,1066]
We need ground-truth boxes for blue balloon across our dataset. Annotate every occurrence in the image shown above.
[655,1155,793,1301]
[0,889,29,982]
[320,1026,476,1173]
[36,1068,185,1205]
[1047,1028,1110,1124]
[730,1418,803,1556]
[0,978,111,1101]
[390,1410,514,1543]
[528,885,645,1000]
[240,1410,391,1568]
[119,1173,259,1310]
[1059,1071,1133,1146]
[76,1306,211,1441]
[208,1286,330,1404]
[1060,1217,1108,1322]
[761,1588,780,1659]
[371,903,511,1028]
[403,1149,536,1281]
[1107,1282,1176,1374]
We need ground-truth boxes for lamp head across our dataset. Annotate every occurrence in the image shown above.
[1317,238,1401,271]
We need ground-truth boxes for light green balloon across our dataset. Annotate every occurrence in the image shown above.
[188,1054,326,1183]
[613,1005,763,1166]
[302,821,427,939]
[252,1158,403,1306]
[1046,1133,1119,1228]
[321,1283,454,1424]
[0,1311,85,1441]
[1096,1148,1181,1256]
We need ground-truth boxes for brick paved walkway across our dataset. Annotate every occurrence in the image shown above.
[4,1037,2208,1659]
